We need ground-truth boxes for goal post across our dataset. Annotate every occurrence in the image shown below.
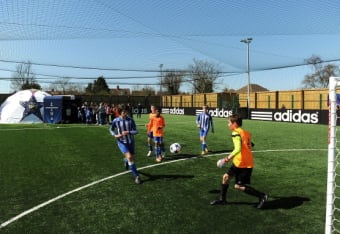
[326,76,340,234]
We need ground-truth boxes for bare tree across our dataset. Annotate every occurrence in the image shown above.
[11,61,40,91]
[302,55,339,88]
[49,77,84,94]
[162,70,184,95]
[187,59,221,93]
[65,83,85,94]
[49,77,71,94]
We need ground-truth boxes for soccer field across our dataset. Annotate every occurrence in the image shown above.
[0,115,327,233]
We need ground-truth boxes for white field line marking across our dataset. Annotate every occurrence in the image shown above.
[0,148,326,229]
[0,120,195,131]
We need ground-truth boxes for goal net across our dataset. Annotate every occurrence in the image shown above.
[326,76,340,234]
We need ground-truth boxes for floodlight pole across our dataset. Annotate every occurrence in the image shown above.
[240,37,252,119]
[159,64,163,107]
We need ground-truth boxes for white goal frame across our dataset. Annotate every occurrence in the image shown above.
[326,76,340,234]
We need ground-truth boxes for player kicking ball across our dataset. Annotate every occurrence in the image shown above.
[210,114,268,209]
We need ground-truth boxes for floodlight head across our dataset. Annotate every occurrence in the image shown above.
[240,38,253,44]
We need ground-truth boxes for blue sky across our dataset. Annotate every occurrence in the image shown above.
[1,0,340,93]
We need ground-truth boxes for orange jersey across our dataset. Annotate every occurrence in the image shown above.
[113,107,120,117]
[231,127,254,168]
[149,115,165,137]
[147,112,157,132]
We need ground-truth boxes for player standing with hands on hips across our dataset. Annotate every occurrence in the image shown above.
[110,105,141,184]
[211,114,268,208]
[196,105,214,155]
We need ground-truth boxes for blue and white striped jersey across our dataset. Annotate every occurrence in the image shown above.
[196,112,213,131]
[110,116,138,144]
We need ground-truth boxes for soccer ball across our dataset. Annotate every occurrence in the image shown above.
[170,143,181,154]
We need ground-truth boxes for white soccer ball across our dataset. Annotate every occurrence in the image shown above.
[170,143,181,154]
[217,158,226,168]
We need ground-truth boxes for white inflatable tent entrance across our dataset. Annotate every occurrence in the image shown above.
[0,89,51,123]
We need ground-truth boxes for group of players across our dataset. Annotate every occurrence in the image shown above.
[109,104,166,185]
[109,103,268,209]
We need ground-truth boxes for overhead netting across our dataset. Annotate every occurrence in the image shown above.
[1,0,340,87]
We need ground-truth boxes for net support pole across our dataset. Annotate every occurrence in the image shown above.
[326,76,338,234]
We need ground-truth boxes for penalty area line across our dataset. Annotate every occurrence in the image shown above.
[0,148,326,229]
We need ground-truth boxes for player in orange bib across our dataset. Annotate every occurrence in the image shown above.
[211,114,268,209]
[148,109,166,162]
[145,105,158,157]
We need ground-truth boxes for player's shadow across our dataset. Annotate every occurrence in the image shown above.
[139,171,194,183]
[208,190,310,209]
[261,196,311,210]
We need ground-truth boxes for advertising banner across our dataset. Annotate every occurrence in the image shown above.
[44,96,63,123]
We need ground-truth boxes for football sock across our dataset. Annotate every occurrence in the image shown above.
[154,145,159,158]
[128,162,139,177]
[157,146,161,156]
[220,183,229,201]
[148,144,153,151]
[156,146,161,157]
[244,186,263,198]
[161,143,165,153]
[202,143,207,151]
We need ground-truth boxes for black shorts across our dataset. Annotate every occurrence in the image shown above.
[227,164,253,185]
